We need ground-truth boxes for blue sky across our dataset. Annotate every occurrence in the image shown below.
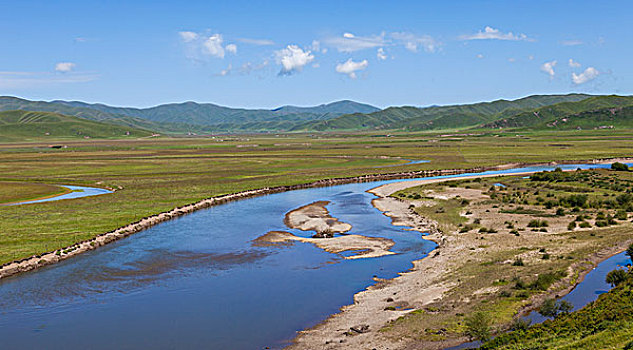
[0,0,631,108]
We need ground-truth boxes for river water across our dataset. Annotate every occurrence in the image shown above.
[0,163,623,349]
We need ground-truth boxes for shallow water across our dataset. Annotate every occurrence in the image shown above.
[0,162,623,349]
[7,185,112,205]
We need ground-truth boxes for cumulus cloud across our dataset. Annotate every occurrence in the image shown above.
[203,34,227,58]
[572,67,599,85]
[460,26,532,41]
[476,54,484,59]
[179,31,237,59]
[540,60,557,77]
[391,32,439,53]
[335,58,368,79]
[236,37,274,46]
[179,31,199,43]
[55,62,76,72]
[275,45,314,75]
[377,48,387,60]
[568,58,581,68]
[324,32,387,52]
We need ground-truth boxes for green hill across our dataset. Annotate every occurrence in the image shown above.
[292,94,592,131]
[0,110,153,142]
[481,95,633,129]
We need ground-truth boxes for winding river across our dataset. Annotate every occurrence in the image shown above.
[0,163,624,349]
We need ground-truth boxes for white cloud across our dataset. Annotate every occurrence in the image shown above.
[275,45,314,75]
[540,60,557,77]
[335,58,368,79]
[179,31,199,43]
[203,34,226,58]
[324,32,387,52]
[391,32,439,53]
[179,31,237,60]
[572,67,599,85]
[568,58,581,68]
[239,60,269,74]
[310,40,320,52]
[55,62,76,72]
[508,57,516,62]
[561,40,583,46]
[377,48,387,60]
[528,55,534,60]
[237,38,274,46]
[218,64,232,76]
[460,26,532,41]
[225,44,237,54]
[476,54,484,59]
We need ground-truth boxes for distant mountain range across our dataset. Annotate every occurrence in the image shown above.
[1,94,633,139]
[0,97,379,133]
[0,110,152,142]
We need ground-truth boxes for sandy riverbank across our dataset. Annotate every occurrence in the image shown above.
[288,166,633,350]
[254,231,395,260]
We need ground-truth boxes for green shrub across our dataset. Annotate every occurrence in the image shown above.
[538,298,573,318]
[464,312,492,342]
[579,221,591,228]
[527,219,548,228]
[605,268,627,287]
[611,162,630,171]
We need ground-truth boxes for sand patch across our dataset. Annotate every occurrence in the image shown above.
[285,201,352,237]
[253,231,395,259]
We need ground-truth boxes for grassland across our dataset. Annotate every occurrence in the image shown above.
[377,168,633,349]
[0,181,67,204]
[0,129,632,267]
